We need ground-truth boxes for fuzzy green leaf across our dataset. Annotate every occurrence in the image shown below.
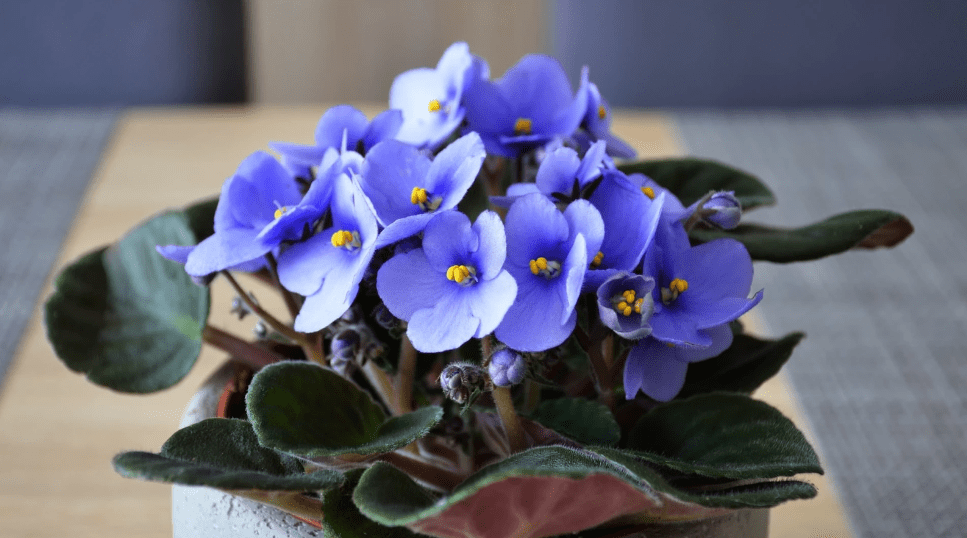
[113,418,343,491]
[322,470,421,538]
[677,332,805,398]
[617,158,776,210]
[626,393,822,479]
[44,211,210,393]
[690,210,913,263]
[353,445,814,538]
[246,362,442,458]
[532,398,621,446]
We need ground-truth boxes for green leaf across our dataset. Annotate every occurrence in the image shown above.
[113,418,343,491]
[353,445,814,538]
[531,398,621,446]
[617,158,776,210]
[690,210,914,263]
[44,211,211,392]
[246,362,442,458]
[626,393,822,479]
[322,470,421,538]
[677,332,805,398]
[182,197,219,241]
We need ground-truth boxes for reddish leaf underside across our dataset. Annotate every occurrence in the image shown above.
[407,473,727,538]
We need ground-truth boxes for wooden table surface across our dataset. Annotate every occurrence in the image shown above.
[0,106,853,537]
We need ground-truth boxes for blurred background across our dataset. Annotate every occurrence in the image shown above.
[2,2,966,538]
[4,0,966,107]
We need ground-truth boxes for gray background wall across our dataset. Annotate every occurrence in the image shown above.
[551,0,967,107]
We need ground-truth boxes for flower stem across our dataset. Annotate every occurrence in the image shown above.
[202,325,283,368]
[264,253,301,321]
[492,385,527,454]
[380,451,465,492]
[362,360,397,415]
[395,335,417,414]
[222,271,325,367]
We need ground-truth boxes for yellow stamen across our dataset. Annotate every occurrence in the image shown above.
[274,207,287,220]
[669,278,689,294]
[634,298,645,314]
[330,230,355,248]
[428,99,442,112]
[591,251,604,267]
[529,257,548,275]
[597,105,607,120]
[622,305,633,316]
[622,289,636,302]
[641,186,655,199]
[514,118,533,135]
[446,264,475,284]
[411,186,428,205]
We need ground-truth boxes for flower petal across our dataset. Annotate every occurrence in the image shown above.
[314,105,369,150]
[408,289,478,353]
[426,132,485,211]
[422,211,478,273]
[358,140,430,226]
[625,338,690,401]
[470,210,507,281]
[376,249,452,322]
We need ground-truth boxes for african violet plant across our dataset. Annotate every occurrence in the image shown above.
[44,42,913,538]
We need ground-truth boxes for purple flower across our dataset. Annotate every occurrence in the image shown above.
[596,272,655,341]
[489,348,526,387]
[583,170,666,290]
[495,194,604,352]
[463,55,589,158]
[622,233,763,401]
[359,132,485,248]
[389,42,488,150]
[490,140,607,208]
[684,191,742,230]
[376,210,517,353]
[575,82,636,159]
[160,151,306,278]
[276,173,378,332]
[270,105,402,177]
[624,324,735,402]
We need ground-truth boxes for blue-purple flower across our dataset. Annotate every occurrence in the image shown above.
[596,272,655,341]
[390,42,487,149]
[270,105,402,177]
[277,173,378,332]
[489,348,527,387]
[463,55,589,157]
[622,232,763,401]
[491,140,607,207]
[575,82,636,159]
[160,151,308,278]
[583,169,665,290]
[376,210,517,353]
[495,194,603,352]
[359,132,485,247]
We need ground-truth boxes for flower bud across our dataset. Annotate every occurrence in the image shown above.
[488,348,527,387]
[439,362,491,404]
[701,191,741,229]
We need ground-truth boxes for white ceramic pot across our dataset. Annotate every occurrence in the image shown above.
[171,361,323,538]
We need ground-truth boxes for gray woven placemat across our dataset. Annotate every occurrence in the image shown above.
[673,109,967,538]
[0,108,117,393]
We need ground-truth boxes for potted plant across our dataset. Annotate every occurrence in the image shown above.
[44,43,913,538]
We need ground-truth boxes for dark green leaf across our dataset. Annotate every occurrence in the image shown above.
[532,398,621,446]
[246,362,442,458]
[322,470,422,538]
[617,158,776,210]
[353,445,813,538]
[44,211,210,392]
[677,332,805,398]
[113,418,343,491]
[626,393,822,479]
[182,197,219,241]
[690,210,914,263]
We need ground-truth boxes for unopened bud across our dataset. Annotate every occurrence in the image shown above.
[488,348,527,387]
[439,362,491,404]
[702,191,741,229]
[253,320,268,339]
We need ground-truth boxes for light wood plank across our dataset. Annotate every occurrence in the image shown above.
[0,105,853,537]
